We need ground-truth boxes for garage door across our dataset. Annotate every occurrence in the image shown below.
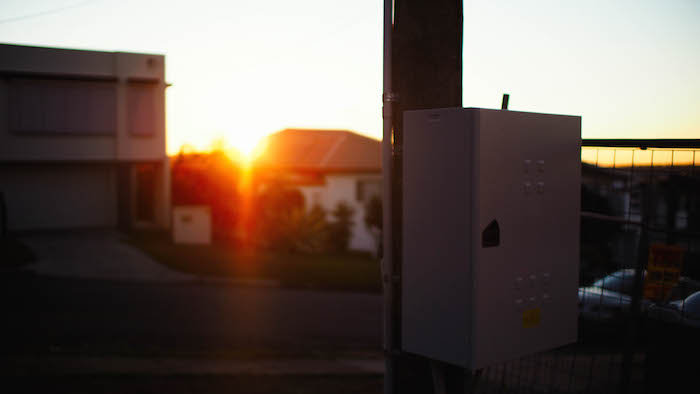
[0,164,117,231]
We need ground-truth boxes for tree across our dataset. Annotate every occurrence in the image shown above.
[253,181,305,251]
[293,204,329,254]
[327,201,355,253]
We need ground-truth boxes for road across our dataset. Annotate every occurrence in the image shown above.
[1,272,382,357]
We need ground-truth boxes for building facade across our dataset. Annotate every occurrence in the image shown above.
[0,43,170,232]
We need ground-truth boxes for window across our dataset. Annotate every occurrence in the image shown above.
[9,78,117,134]
[127,83,157,136]
[135,164,156,222]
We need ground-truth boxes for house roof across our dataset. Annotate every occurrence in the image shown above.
[255,128,381,173]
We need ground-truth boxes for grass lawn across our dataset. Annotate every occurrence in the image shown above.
[128,233,381,293]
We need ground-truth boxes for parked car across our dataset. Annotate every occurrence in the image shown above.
[579,268,700,322]
[647,291,700,328]
[578,269,649,321]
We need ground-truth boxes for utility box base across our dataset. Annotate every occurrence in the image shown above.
[401,108,581,370]
[172,205,212,245]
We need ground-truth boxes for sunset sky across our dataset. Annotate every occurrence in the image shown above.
[1,0,698,156]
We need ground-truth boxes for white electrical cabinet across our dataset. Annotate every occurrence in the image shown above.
[401,107,581,370]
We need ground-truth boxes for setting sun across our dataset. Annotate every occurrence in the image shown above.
[230,133,267,161]
[217,133,269,166]
[235,137,261,159]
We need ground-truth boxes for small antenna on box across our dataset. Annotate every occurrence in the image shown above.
[501,94,509,110]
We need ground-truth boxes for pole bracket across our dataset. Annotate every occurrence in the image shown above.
[383,92,399,103]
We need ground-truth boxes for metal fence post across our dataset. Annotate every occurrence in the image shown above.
[382,1,396,393]
[620,183,650,394]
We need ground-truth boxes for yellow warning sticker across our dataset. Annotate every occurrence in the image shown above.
[522,308,541,328]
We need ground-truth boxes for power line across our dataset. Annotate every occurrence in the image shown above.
[0,0,100,25]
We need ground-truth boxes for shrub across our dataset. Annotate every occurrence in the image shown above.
[293,204,329,253]
[327,201,355,253]
[252,182,332,253]
[253,181,306,251]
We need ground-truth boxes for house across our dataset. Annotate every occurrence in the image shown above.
[0,43,170,232]
[255,128,382,252]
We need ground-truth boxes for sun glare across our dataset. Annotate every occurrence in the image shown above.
[223,134,269,166]
[236,139,260,160]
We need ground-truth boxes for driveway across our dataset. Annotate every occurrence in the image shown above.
[21,231,192,282]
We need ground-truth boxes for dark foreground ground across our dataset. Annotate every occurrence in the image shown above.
[2,239,696,394]
[2,375,383,394]
[0,272,382,358]
[0,270,383,393]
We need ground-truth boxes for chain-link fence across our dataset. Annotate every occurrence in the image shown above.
[468,140,700,394]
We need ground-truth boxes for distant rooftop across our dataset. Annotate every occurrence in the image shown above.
[0,42,165,57]
[256,128,381,173]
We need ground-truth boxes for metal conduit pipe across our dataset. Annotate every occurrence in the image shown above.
[382,0,396,393]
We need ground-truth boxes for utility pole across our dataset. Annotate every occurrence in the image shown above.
[383,0,463,393]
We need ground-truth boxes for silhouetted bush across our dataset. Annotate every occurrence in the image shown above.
[327,201,355,253]
[293,204,329,253]
[251,183,334,253]
[252,181,305,251]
